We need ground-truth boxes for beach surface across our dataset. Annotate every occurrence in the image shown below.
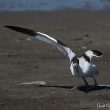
[0,9,110,110]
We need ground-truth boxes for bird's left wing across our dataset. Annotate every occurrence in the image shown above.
[4,26,76,62]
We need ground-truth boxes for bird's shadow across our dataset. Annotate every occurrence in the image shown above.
[39,84,110,93]
[77,84,110,92]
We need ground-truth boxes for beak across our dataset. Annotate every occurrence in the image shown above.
[96,55,103,58]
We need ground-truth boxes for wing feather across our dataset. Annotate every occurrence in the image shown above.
[4,26,76,61]
[36,32,75,61]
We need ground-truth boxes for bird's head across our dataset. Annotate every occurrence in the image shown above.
[85,50,102,60]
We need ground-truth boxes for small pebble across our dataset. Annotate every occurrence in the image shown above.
[26,37,31,41]
[82,46,87,50]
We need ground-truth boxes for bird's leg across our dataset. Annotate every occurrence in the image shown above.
[93,76,97,86]
[82,77,88,86]
[83,77,98,92]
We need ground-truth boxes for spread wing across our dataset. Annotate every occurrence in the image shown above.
[4,26,76,62]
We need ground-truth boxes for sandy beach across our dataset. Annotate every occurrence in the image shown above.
[0,9,110,110]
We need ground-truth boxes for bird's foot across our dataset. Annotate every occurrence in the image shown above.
[83,84,98,92]
[94,83,98,87]
[85,83,89,87]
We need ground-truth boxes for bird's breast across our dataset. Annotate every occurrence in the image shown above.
[79,60,97,77]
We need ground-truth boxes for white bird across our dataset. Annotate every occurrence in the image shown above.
[4,26,102,86]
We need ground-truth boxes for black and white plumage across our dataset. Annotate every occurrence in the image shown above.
[4,26,102,86]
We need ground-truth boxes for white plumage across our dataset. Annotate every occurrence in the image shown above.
[36,32,76,62]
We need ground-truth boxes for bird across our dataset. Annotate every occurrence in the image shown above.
[4,25,102,86]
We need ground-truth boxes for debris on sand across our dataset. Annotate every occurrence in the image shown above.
[17,81,47,86]
[26,37,32,41]
[82,46,87,50]
[84,34,89,40]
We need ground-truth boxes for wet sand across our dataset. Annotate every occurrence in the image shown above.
[0,9,110,110]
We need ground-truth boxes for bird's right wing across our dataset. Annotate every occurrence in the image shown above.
[4,26,76,62]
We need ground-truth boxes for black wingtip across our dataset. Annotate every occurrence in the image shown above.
[4,25,7,28]
[4,25,13,29]
[4,25,9,28]
[4,25,36,36]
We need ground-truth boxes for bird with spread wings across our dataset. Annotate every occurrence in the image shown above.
[4,26,102,86]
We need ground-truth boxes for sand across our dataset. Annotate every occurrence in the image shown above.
[0,9,110,110]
